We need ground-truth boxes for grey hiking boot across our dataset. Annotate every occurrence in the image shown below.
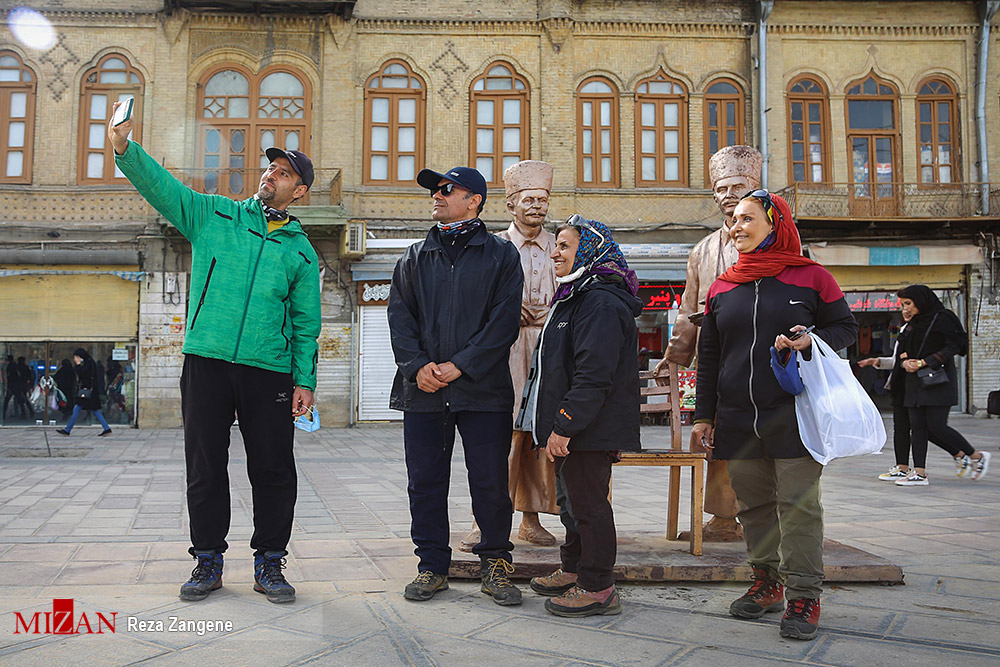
[481,558,522,606]
[179,551,223,601]
[254,551,296,603]
[403,571,449,601]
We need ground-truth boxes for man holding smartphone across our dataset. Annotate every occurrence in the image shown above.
[108,102,321,604]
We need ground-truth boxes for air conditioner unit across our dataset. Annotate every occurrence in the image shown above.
[340,220,367,258]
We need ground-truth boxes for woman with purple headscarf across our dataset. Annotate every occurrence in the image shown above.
[515,216,642,618]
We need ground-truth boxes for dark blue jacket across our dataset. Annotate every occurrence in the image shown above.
[388,222,523,413]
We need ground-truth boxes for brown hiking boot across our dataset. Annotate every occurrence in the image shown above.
[729,567,784,618]
[403,571,448,601]
[545,585,622,618]
[529,568,577,596]
[780,597,821,640]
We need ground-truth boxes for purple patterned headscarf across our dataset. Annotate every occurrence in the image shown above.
[553,215,639,302]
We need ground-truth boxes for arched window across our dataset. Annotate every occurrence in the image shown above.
[635,69,688,187]
[845,72,900,216]
[77,54,143,184]
[916,78,959,184]
[704,78,744,174]
[364,60,425,185]
[196,65,310,197]
[0,51,35,184]
[577,77,619,187]
[470,62,529,185]
[786,76,830,184]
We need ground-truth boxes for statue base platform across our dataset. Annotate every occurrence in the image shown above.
[448,532,903,584]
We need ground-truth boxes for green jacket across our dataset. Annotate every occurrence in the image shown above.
[116,141,321,390]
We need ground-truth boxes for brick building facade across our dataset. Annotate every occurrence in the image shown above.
[2,0,998,427]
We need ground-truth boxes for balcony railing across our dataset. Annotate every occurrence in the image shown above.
[167,167,343,206]
[776,182,1000,220]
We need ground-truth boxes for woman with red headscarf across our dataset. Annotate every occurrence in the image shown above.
[692,190,857,641]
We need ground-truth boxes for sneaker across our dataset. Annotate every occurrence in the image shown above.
[895,471,929,486]
[729,567,784,619]
[403,571,448,601]
[877,466,909,481]
[480,558,522,606]
[530,568,578,596]
[970,451,991,481]
[780,597,821,640]
[955,455,973,478]
[253,551,295,603]
[179,551,223,601]
[99,429,112,437]
[544,585,622,617]
[56,429,70,436]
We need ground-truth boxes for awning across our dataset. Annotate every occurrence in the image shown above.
[807,243,984,266]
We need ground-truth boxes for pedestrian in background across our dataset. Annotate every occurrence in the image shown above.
[57,348,112,437]
[519,216,642,618]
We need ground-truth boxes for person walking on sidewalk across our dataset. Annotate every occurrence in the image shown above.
[692,190,858,641]
[891,284,989,485]
[56,349,111,437]
[518,216,642,618]
[388,166,524,606]
[108,102,321,604]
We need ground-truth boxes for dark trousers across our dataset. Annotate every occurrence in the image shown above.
[894,404,958,467]
[181,354,297,555]
[403,410,514,574]
[555,451,616,591]
[908,405,972,464]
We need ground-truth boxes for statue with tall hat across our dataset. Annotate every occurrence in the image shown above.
[655,144,764,542]
[459,160,560,551]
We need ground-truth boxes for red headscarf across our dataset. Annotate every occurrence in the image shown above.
[717,192,818,284]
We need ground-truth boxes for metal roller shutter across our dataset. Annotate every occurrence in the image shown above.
[357,305,400,421]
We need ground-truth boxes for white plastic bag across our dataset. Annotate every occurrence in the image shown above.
[794,333,886,465]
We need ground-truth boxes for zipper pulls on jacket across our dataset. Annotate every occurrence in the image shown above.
[750,280,762,439]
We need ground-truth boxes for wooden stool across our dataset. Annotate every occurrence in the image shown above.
[615,450,706,555]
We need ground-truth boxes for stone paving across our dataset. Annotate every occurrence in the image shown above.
[0,415,998,666]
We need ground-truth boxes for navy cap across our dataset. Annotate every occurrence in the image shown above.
[417,166,487,204]
[769,346,804,396]
[265,147,314,189]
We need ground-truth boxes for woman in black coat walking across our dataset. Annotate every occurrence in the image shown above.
[892,284,988,484]
[517,216,642,618]
[53,359,76,418]
[57,348,112,436]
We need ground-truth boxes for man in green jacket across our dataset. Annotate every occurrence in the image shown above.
[109,103,321,604]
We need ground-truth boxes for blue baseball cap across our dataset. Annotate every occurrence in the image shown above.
[417,166,487,204]
[770,346,804,396]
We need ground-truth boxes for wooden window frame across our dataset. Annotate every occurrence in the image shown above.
[363,59,426,186]
[634,69,688,188]
[0,51,36,185]
[469,61,529,187]
[195,64,311,199]
[576,76,620,188]
[77,53,144,185]
[703,78,745,182]
[786,75,831,185]
[915,77,960,185]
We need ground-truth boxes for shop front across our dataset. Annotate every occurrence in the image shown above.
[0,267,140,427]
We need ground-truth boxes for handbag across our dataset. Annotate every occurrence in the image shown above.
[77,387,93,400]
[988,390,1000,416]
[794,333,886,465]
[916,365,949,388]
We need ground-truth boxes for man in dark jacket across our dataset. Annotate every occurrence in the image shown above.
[388,166,524,605]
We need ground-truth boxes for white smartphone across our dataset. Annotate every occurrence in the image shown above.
[111,98,134,127]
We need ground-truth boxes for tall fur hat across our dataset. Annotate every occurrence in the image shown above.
[708,145,763,188]
[503,160,553,199]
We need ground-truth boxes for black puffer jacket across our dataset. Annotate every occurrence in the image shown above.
[694,266,858,460]
[388,222,523,413]
[518,278,643,452]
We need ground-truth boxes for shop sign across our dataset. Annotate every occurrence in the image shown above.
[358,281,391,306]
[637,284,685,311]
[846,292,902,312]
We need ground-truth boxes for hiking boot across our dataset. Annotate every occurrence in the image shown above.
[530,568,578,596]
[544,585,622,617]
[895,471,928,486]
[971,451,991,481]
[179,551,223,601]
[955,455,972,478]
[730,567,784,618]
[780,597,821,640]
[403,571,448,601]
[481,558,522,606]
[253,551,295,603]
[878,466,908,481]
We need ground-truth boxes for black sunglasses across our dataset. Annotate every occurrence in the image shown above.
[429,182,465,197]
[741,188,777,223]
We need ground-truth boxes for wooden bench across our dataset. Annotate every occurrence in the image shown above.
[612,362,706,556]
